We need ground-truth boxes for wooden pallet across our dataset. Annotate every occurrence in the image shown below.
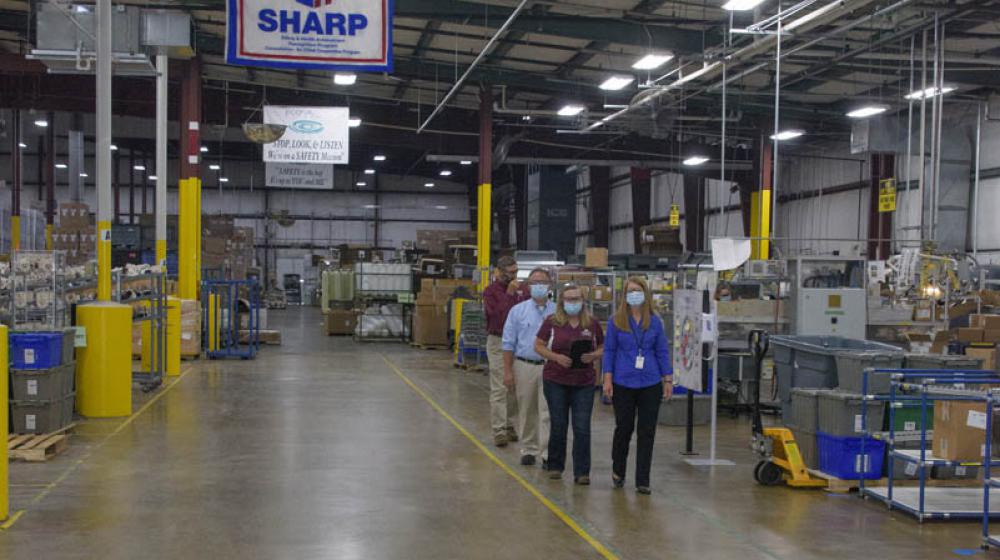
[180,353,200,361]
[807,469,982,493]
[410,342,449,351]
[8,425,74,462]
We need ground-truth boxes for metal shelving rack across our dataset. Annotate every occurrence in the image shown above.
[114,271,167,391]
[456,301,486,369]
[859,368,1000,522]
[9,250,69,330]
[202,279,261,359]
[353,263,413,342]
[983,390,1000,548]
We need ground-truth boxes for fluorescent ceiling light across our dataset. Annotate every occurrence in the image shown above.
[219,177,229,183]
[334,73,357,85]
[18,142,26,148]
[722,0,766,10]
[460,160,472,165]
[348,117,362,127]
[109,144,118,151]
[363,204,379,209]
[599,76,634,91]
[209,164,221,171]
[55,163,67,169]
[439,170,452,176]
[200,146,208,153]
[846,105,888,118]
[148,175,157,181]
[33,119,48,127]
[632,54,674,70]
[133,165,145,171]
[79,173,88,178]
[557,105,585,117]
[424,182,435,188]
[373,155,386,162]
[356,181,367,187]
[73,5,89,13]
[770,129,805,141]
[683,156,709,166]
[364,168,376,175]
[904,86,956,100]
[435,205,448,210]
[521,115,532,122]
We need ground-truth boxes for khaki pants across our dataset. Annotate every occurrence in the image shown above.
[487,335,518,437]
[514,360,549,460]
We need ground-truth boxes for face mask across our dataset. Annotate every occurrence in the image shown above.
[564,302,583,316]
[530,284,550,300]
[626,291,645,307]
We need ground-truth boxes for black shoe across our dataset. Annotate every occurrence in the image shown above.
[520,454,536,466]
[637,486,652,495]
[575,475,591,485]
[612,474,625,489]
[541,459,549,470]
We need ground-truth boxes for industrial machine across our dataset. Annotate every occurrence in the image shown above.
[790,257,866,338]
[749,330,826,488]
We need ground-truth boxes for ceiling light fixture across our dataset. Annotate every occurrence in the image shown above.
[435,205,448,210]
[209,164,221,171]
[55,163,67,169]
[683,156,709,166]
[722,0,766,10]
[18,142,27,149]
[149,175,157,181]
[439,170,452,177]
[364,169,376,175]
[363,204,379,209]
[632,53,674,70]
[460,160,472,165]
[770,129,805,141]
[424,182,435,188]
[219,177,229,183]
[599,76,634,91]
[110,144,118,151]
[33,119,48,128]
[373,155,386,162]
[846,105,889,118]
[904,86,956,100]
[348,117,362,127]
[557,105,585,117]
[200,146,209,153]
[79,173,88,178]
[356,181,367,187]
[334,73,357,85]
[133,165,146,171]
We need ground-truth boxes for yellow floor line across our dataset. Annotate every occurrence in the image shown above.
[380,354,620,560]
[3,364,195,529]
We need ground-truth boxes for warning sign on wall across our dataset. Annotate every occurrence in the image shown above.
[878,178,897,213]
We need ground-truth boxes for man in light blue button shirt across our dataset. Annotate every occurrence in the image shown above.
[502,268,556,466]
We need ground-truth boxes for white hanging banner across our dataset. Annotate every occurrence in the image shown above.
[265,163,334,189]
[262,106,349,164]
[226,0,393,71]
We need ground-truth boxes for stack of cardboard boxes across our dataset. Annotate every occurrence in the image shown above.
[202,216,255,280]
[325,308,357,336]
[180,299,201,357]
[933,400,1000,463]
[53,202,96,265]
[412,278,475,347]
[416,230,477,257]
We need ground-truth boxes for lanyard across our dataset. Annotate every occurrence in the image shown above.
[628,316,647,355]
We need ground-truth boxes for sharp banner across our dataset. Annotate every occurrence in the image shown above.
[263,106,349,165]
[227,0,393,71]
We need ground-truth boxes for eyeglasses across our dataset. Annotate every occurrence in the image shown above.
[563,297,583,304]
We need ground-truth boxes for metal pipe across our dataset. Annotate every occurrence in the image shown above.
[905,35,914,250]
[10,110,20,252]
[720,63,727,237]
[771,17,782,253]
[918,29,927,240]
[416,0,530,134]
[156,54,168,266]
[427,154,753,171]
[974,101,982,258]
[932,18,945,241]
[96,0,112,301]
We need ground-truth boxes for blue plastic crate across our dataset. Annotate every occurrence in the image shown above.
[817,431,885,480]
[10,332,64,369]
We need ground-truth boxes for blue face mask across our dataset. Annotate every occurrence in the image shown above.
[530,284,550,300]
[564,302,583,316]
[626,290,646,307]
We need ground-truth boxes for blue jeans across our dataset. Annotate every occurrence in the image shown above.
[543,380,595,478]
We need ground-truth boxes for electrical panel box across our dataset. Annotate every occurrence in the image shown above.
[790,257,867,339]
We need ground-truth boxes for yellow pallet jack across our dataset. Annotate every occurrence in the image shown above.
[749,330,826,488]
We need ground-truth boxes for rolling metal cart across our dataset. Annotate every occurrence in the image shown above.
[114,271,167,391]
[354,263,412,342]
[202,279,261,360]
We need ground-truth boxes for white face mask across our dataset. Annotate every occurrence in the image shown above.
[626,290,645,307]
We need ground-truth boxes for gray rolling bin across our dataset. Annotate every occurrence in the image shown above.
[817,390,886,436]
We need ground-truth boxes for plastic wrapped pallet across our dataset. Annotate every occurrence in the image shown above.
[179,299,201,357]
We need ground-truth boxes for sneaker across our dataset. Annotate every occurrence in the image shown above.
[520,454,536,466]
[612,474,625,489]
[493,433,509,448]
[506,427,519,443]
[541,459,549,470]
[548,470,563,480]
[637,486,652,495]
[575,476,591,486]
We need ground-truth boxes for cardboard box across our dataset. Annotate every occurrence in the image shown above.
[967,346,997,371]
[934,401,986,461]
[325,309,357,335]
[930,330,952,355]
[591,286,612,302]
[417,279,476,305]
[985,331,1000,344]
[585,247,609,269]
[412,304,450,346]
[958,328,984,343]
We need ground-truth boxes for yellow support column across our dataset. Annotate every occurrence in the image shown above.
[178,178,202,300]
[45,223,53,251]
[207,292,219,352]
[750,190,772,260]
[166,296,181,376]
[97,220,112,301]
[10,215,19,253]
[0,325,9,521]
[477,182,491,292]
[76,303,132,417]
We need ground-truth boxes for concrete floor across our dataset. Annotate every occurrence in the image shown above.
[0,307,990,559]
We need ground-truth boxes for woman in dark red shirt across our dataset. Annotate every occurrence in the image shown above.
[534,284,604,485]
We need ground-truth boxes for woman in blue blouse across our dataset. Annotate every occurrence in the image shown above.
[602,276,672,494]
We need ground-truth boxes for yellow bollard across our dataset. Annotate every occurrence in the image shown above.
[166,297,181,376]
[0,325,9,521]
[207,292,219,352]
[76,303,132,417]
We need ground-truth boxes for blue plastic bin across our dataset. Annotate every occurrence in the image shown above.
[10,332,64,369]
[817,431,885,480]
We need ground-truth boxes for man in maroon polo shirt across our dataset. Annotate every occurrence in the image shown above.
[484,255,527,447]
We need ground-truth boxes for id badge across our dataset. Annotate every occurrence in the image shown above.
[635,355,645,370]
